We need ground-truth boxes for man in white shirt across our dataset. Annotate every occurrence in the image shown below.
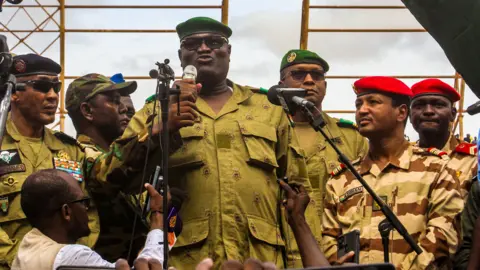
[11,169,166,270]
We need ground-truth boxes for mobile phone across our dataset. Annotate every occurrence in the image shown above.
[337,229,360,264]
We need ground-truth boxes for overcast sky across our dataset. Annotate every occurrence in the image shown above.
[2,0,479,141]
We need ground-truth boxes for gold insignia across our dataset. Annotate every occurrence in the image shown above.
[3,177,17,187]
[373,195,388,211]
[287,52,296,63]
[56,151,70,160]
[456,171,462,178]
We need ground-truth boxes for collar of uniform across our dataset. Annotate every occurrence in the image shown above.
[358,140,411,175]
[6,114,63,151]
[441,134,458,155]
[43,128,65,151]
[77,134,104,153]
[227,79,254,104]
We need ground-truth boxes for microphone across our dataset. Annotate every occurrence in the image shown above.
[149,69,159,79]
[266,85,306,107]
[182,65,197,81]
[467,100,480,115]
[291,96,316,110]
[6,0,23,3]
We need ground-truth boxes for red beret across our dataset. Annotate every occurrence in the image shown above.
[353,76,413,98]
[411,79,460,102]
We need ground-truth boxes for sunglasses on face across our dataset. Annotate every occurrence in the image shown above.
[63,196,91,210]
[16,80,62,94]
[181,36,229,51]
[286,70,325,82]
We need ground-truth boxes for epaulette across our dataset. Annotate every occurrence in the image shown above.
[336,118,358,130]
[247,86,268,95]
[53,131,85,150]
[145,94,157,104]
[426,147,449,160]
[453,142,478,156]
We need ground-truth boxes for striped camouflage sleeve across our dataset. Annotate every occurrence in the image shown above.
[321,177,343,263]
[399,162,464,269]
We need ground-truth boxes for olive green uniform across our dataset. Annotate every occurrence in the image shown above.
[293,114,368,231]
[0,118,100,268]
[122,81,320,269]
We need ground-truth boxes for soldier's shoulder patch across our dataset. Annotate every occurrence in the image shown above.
[53,131,84,150]
[415,146,449,160]
[336,118,358,130]
[145,94,157,104]
[454,142,478,156]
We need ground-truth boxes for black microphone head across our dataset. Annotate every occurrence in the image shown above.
[6,0,23,4]
[267,85,284,106]
[149,69,159,79]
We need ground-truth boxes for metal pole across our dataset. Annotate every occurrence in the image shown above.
[59,0,65,132]
[300,0,309,49]
[221,0,229,25]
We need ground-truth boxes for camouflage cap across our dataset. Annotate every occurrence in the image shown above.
[65,73,137,112]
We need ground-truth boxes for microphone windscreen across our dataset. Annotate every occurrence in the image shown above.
[182,65,197,80]
[149,69,159,79]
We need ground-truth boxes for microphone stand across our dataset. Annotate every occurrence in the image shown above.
[296,103,422,262]
[151,59,178,270]
[0,74,15,149]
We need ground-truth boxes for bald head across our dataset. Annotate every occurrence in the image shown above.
[21,169,79,229]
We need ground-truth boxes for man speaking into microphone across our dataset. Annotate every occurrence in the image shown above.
[278,49,368,226]
[122,17,320,269]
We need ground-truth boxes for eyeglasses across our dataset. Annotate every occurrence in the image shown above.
[16,80,62,94]
[181,36,228,51]
[64,196,91,210]
[285,70,325,82]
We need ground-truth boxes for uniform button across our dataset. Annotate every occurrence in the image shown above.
[254,192,261,204]
[235,214,242,222]
[233,168,241,180]
[205,210,211,217]
[191,237,197,243]
[263,104,270,110]
[263,156,271,163]
[204,129,208,136]
[195,125,201,131]
[251,224,257,233]
[246,114,253,120]
[203,167,211,177]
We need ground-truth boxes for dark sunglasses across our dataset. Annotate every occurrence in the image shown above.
[286,70,325,82]
[62,196,91,210]
[181,36,228,51]
[16,80,62,94]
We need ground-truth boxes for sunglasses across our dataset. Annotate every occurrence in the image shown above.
[285,70,325,82]
[63,196,91,210]
[16,80,62,94]
[181,36,229,51]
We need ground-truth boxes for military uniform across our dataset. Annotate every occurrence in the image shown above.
[0,118,101,268]
[454,177,479,270]
[441,135,477,199]
[321,141,463,269]
[122,81,319,269]
[294,115,367,230]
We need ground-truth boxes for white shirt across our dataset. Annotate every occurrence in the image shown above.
[53,229,164,270]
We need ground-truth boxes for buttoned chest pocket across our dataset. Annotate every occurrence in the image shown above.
[238,120,278,171]
[169,125,206,171]
[0,148,29,223]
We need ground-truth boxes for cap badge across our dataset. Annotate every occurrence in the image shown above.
[14,59,26,73]
[287,52,296,63]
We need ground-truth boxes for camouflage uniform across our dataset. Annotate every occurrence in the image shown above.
[322,142,463,269]
[77,134,148,262]
[122,81,320,269]
[454,177,479,270]
[441,135,478,199]
[294,114,367,231]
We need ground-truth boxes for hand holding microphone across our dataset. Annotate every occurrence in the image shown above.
[167,65,201,132]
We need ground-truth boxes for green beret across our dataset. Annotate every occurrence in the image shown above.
[280,49,329,72]
[176,17,232,40]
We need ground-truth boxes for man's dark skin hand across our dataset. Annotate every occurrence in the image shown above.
[278,180,355,267]
[150,79,201,136]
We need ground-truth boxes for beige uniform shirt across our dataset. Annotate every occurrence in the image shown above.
[322,142,463,269]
